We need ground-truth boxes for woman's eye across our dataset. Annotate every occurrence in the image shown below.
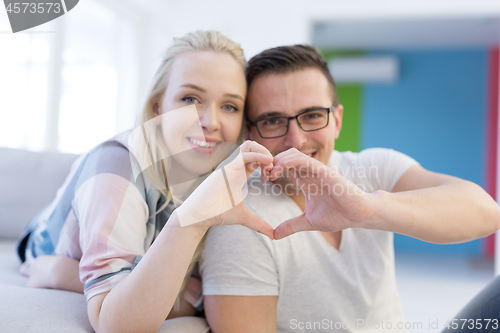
[182,97,199,104]
[222,105,238,112]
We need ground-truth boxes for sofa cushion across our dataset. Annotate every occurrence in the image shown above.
[0,281,210,333]
[158,317,210,333]
[0,284,93,333]
[0,282,210,333]
[0,147,79,240]
[0,241,27,286]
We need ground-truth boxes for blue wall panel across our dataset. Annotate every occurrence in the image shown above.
[361,49,488,255]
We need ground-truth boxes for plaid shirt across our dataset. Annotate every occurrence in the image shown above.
[18,131,202,309]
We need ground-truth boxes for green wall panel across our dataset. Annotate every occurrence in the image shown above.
[321,49,364,153]
[334,85,363,152]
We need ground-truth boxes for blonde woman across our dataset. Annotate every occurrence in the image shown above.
[16,31,274,332]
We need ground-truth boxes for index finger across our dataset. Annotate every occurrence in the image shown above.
[240,141,275,178]
[240,140,273,157]
[273,147,301,160]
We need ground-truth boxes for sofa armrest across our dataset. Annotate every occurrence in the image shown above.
[0,147,79,240]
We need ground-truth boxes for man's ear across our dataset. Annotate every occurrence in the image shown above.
[333,104,343,140]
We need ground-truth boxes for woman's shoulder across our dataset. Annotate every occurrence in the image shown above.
[85,130,133,167]
[88,129,133,155]
[74,129,146,187]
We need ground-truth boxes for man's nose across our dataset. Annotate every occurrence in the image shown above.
[199,104,220,132]
[283,119,307,148]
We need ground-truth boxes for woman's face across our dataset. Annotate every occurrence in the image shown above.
[157,51,246,176]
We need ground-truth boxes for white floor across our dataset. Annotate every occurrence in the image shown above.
[395,253,496,333]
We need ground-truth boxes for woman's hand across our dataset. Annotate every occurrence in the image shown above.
[174,141,275,239]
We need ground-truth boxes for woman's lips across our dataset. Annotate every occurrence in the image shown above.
[186,137,221,154]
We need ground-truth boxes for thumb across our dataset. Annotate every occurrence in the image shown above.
[239,206,275,240]
[274,212,314,240]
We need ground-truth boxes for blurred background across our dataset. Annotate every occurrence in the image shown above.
[1,0,500,331]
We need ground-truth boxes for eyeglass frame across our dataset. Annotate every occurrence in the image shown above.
[247,106,334,139]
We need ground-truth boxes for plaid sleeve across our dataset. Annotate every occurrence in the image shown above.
[72,142,150,302]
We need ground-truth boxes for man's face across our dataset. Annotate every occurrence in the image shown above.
[246,68,343,166]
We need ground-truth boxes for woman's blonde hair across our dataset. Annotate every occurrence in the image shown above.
[136,30,246,311]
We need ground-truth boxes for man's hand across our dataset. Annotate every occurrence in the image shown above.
[269,148,376,240]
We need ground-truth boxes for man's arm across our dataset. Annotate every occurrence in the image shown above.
[271,148,500,243]
[205,295,278,333]
[200,220,280,333]
[373,164,500,243]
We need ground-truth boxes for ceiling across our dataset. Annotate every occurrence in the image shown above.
[312,17,500,49]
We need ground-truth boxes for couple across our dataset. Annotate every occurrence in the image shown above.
[16,30,500,332]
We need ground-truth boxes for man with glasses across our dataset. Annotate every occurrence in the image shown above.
[199,45,500,332]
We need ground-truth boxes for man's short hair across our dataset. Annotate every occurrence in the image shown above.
[246,45,339,107]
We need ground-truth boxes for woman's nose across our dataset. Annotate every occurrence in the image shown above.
[199,104,220,132]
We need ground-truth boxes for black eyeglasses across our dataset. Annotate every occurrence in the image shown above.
[248,107,333,139]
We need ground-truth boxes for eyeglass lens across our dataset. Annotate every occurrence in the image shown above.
[257,109,329,138]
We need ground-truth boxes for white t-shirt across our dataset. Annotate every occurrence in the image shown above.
[200,148,419,333]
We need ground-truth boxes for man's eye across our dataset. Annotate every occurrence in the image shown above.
[305,113,320,119]
[263,118,281,126]
[182,97,199,104]
[222,105,238,112]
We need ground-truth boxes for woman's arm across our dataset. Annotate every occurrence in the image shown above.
[87,212,207,333]
[86,141,275,333]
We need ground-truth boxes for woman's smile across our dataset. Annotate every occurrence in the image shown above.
[186,136,222,154]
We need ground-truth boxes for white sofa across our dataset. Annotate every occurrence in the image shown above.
[0,147,209,333]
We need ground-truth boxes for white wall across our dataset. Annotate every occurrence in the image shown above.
[134,0,500,102]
